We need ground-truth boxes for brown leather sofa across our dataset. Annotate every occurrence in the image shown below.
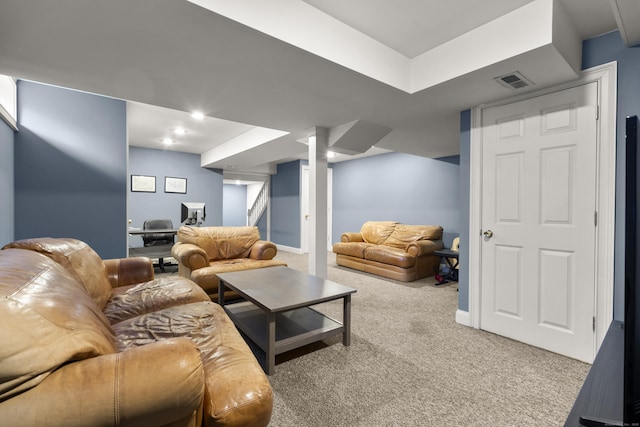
[0,237,272,427]
[332,221,444,282]
[172,226,286,301]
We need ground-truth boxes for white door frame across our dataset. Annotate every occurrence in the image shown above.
[468,61,617,351]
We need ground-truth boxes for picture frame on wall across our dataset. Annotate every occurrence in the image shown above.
[165,176,187,194]
[131,175,156,193]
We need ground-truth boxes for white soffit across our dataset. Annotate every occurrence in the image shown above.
[200,127,290,167]
[610,0,640,47]
[187,0,411,92]
[187,0,579,94]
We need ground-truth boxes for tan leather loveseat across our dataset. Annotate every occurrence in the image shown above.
[172,226,286,301]
[332,221,444,282]
[0,237,272,427]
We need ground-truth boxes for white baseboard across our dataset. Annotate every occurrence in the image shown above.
[277,244,304,254]
[455,309,471,327]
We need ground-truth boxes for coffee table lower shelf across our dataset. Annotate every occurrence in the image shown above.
[224,301,344,371]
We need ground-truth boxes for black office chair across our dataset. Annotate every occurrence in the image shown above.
[142,219,174,271]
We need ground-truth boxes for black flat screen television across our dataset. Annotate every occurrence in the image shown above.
[579,115,640,426]
[624,115,640,425]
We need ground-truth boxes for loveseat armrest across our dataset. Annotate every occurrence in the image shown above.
[249,240,278,260]
[341,232,364,243]
[172,242,208,272]
[104,257,155,288]
[0,338,205,427]
[406,239,444,257]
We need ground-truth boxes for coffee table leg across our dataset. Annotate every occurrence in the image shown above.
[266,312,276,375]
[343,294,351,346]
[218,280,225,307]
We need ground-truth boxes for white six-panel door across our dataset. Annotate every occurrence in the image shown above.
[480,82,598,362]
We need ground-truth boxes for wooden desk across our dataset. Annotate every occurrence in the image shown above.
[128,228,178,236]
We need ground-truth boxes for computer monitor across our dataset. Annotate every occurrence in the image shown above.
[181,202,206,226]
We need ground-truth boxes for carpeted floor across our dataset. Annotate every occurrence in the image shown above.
[266,251,589,427]
[159,251,590,426]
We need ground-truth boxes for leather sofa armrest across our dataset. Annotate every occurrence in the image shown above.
[250,240,278,260]
[0,338,204,427]
[341,232,364,243]
[172,242,208,271]
[104,257,155,288]
[406,239,444,257]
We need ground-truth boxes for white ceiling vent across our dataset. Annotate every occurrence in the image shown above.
[494,71,533,90]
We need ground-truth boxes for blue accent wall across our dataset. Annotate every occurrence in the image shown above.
[256,211,268,239]
[223,184,247,226]
[332,152,460,246]
[14,80,127,259]
[128,147,223,247]
[271,160,301,247]
[0,119,14,246]
[582,31,640,320]
[458,110,471,311]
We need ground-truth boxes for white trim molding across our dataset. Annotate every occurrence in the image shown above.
[276,244,304,255]
[467,61,617,353]
[456,310,471,327]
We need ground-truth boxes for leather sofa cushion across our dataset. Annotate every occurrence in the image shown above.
[364,246,416,268]
[113,301,273,426]
[360,221,398,245]
[191,259,287,293]
[384,224,444,249]
[332,242,376,258]
[178,226,260,261]
[0,249,115,401]
[3,238,113,310]
[103,276,210,324]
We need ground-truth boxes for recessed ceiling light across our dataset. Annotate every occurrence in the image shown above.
[327,151,336,158]
[191,111,204,120]
[173,127,187,135]
[162,138,174,145]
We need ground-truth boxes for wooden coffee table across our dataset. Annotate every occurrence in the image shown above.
[217,266,356,375]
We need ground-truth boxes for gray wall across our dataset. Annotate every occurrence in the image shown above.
[582,31,640,320]
[0,119,14,246]
[458,31,640,319]
[14,80,127,259]
[270,160,302,247]
[332,152,460,246]
[223,183,247,226]
[128,147,223,247]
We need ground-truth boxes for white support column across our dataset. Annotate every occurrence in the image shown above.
[308,127,328,278]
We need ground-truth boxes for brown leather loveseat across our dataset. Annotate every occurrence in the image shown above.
[172,226,286,301]
[332,221,444,282]
[0,237,272,427]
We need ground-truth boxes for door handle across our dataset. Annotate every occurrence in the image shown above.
[483,230,494,239]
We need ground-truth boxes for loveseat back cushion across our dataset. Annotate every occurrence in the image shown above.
[177,226,261,261]
[3,237,113,309]
[384,224,444,249]
[360,221,398,245]
[0,249,116,401]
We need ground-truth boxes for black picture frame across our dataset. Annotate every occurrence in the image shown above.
[165,176,187,194]
[131,175,156,193]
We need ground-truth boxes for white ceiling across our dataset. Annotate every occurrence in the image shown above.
[0,0,626,177]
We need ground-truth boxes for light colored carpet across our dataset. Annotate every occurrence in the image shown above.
[158,252,590,426]
[265,251,589,427]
